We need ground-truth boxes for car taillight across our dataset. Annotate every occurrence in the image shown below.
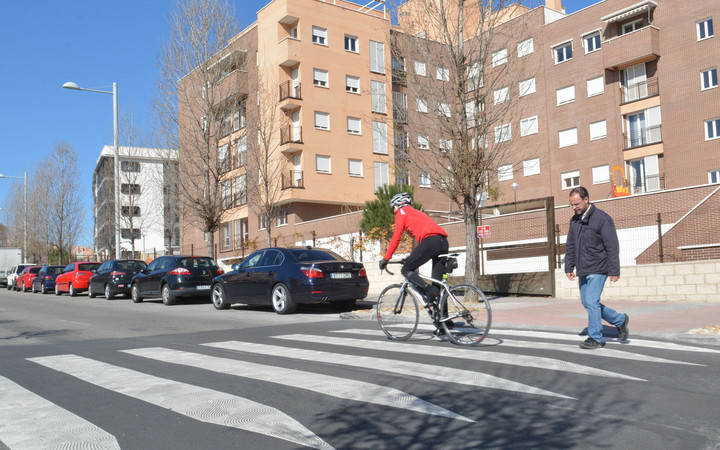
[110,271,126,276]
[216,269,224,275]
[44,276,52,280]
[301,267,324,278]
[169,267,191,275]
[358,268,367,278]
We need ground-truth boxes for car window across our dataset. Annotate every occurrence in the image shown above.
[48,266,64,275]
[242,251,264,269]
[30,267,40,274]
[147,259,161,271]
[179,257,217,269]
[259,250,284,267]
[117,261,146,273]
[79,263,100,272]
[64,264,75,272]
[289,249,341,262]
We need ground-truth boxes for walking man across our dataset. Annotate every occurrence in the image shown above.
[564,186,629,349]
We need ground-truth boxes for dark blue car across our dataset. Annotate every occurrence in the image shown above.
[210,247,369,314]
[88,259,147,300]
[130,255,223,305]
[31,265,65,294]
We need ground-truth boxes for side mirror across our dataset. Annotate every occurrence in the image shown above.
[231,264,239,271]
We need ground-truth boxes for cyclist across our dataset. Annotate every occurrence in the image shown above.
[379,192,452,331]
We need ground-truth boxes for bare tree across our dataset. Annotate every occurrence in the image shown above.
[154,0,240,257]
[47,143,84,265]
[388,0,534,286]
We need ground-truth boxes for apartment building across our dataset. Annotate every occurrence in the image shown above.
[92,146,179,259]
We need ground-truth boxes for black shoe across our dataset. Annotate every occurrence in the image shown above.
[616,314,630,341]
[579,338,605,349]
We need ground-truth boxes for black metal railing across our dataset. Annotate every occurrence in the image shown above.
[392,69,407,85]
[279,81,302,101]
[624,125,662,149]
[280,125,303,145]
[622,77,659,104]
[281,170,304,189]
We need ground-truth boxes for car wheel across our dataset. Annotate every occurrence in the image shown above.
[69,284,76,297]
[211,283,231,310]
[88,283,96,298]
[271,283,296,314]
[41,284,47,294]
[22,284,27,292]
[55,284,61,296]
[104,284,113,300]
[131,283,143,303]
[32,284,37,293]
[161,283,176,306]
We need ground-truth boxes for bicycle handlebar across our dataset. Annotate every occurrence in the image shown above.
[382,259,404,276]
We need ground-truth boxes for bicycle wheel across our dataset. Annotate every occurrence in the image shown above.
[439,284,491,345]
[376,283,419,341]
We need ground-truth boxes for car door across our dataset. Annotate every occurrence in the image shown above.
[58,264,75,290]
[146,257,169,296]
[137,259,158,295]
[226,251,263,302]
[247,250,283,304]
[92,261,110,292]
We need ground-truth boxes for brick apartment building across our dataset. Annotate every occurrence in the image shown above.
[178,0,719,266]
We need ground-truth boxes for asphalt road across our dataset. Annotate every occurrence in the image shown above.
[1,288,719,449]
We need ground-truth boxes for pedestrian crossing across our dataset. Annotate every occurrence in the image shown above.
[1,325,717,449]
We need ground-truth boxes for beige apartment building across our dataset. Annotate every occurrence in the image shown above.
[179,0,720,263]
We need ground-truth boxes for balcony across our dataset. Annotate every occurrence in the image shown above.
[392,69,407,86]
[603,26,660,70]
[279,81,302,111]
[393,107,408,124]
[281,170,304,190]
[212,69,248,108]
[280,125,303,146]
[621,77,659,104]
[624,125,662,150]
[278,37,302,67]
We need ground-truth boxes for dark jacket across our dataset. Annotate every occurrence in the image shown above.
[564,204,620,277]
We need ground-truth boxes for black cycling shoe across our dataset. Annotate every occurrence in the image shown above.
[616,314,630,341]
[579,338,605,349]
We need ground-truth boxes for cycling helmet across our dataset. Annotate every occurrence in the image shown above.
[390,192,412,209]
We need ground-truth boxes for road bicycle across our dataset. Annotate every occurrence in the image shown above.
[376,254,491,345]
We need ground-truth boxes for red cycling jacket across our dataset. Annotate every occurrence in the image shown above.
[384,206,448,260]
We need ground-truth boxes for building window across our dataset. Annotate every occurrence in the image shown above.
[369,40,385,74]
[348,159,363,177]
[370,80,386,113]
[589,120,607,140]
[561,170,580,190]
[345,75,360,93]
[627,155,660,193]
[523,158,540,176]
[347,116,361,135]
[626,106,662,147]
[701,68,718,90]
[121,161,140,172]
[436,67,449,81]
[439,138,452,152]
[316,155,331,173]
[419,172,430,187]
[697,18,714,41]
[558,127,578,148]
[494,87,509,104]
[466,63,483,90]
[495,123,512,143]
[236,135,247,167]
[221,180,232,209]
[221,222,232,251]
[393,91,407,123]
[258,214,268,230]
[373,161,389,192]
[520,116,538,136]
[517,38,534,57]
[519,77,536,97]
[235,174,246,206]
[372,121,388,154]
[556,85,575,105]
[417,135,429,150]
[120,183,141,195]
[414,61,426,76]
[553,41,572,64]
[706,118,720,140]
[121,228,141,240]
[312,26,327,45]
[583,31,601,53]
[313,68,328,87]
[416,98,428,113]
[587,76,604,97]
[492,48,507,67]
[592,165,610,184]
[498,164,513,181]
[344,34,358,52]
[437,103,451,117]
[708,169,720,184]
[218,143,230,172]
[276,209,288,227]
[120,206,141,217]
[314,111,330,130]
[233,218,248,249]
[622,19,643,35]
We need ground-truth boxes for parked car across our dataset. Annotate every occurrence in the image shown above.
[32,265,65,294]
[130,255,223,305]
[8,264,32,291]
[89,259,147,300]
[17,266,42,292]
[210,247,368,314]
[54,262,101,296]
[0,269,8,288]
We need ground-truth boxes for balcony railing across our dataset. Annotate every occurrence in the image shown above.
[393,107,408,124]
[280,125,303,145]
[392,69,407,86]
[281,170,304,189]
[279,81,301,101]
[630,173,664,194]
[622,77,659,104]
[624,125,662,149]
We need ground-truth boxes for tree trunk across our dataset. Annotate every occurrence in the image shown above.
[205,231,214,258]
[463,199,479,287]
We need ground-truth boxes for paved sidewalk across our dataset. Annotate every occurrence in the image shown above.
[346,296,720,347]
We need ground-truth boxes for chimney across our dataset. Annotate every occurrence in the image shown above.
[545,0,564,12]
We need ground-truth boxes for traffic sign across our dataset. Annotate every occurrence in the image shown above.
[476,225,490,238]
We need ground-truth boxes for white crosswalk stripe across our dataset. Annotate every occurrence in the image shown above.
[333,329,701,365]
[122,347,472,422]
[0,375,121,450]
[27,354,333,450]
[202,340,574,400]
[271,334,645,381]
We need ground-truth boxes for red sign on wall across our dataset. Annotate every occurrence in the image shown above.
[476,225,490,238]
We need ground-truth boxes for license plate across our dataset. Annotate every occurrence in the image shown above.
[196,285,211,290]
[331,273,352,279]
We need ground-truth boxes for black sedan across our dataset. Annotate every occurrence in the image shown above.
[31,265,65,294]
[130,255,223,305]
[89,259,147,300]
[210,247,369,314]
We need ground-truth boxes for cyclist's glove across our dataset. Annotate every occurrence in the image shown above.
[378,259,388,271]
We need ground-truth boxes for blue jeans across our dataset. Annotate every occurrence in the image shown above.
[579,274,625,343]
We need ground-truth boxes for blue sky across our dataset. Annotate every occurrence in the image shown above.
[0,0,594,246]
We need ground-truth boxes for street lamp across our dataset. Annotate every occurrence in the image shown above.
[511,181,519,212]
[0,172,28,263]
[62,81,121,259]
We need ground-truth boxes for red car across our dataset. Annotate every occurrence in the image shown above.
[17,266,42,292]
[54,262,101,296]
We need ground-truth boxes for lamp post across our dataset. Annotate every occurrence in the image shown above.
[511,181,519,212]
[0,172,28,263]
[63,81,121,259]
